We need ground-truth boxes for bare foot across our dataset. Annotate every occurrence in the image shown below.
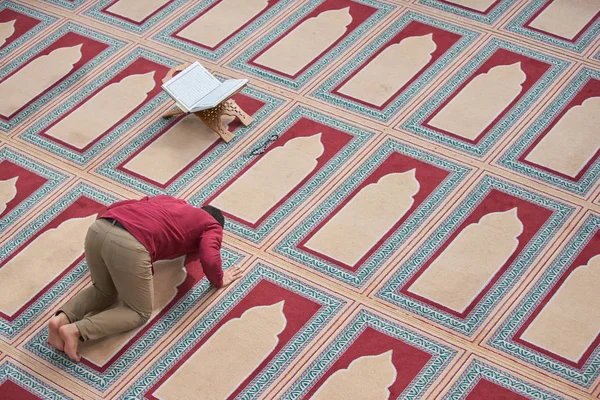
[59,323,81,362]
[48,313,69,351]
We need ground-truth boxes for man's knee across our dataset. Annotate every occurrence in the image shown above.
[137,309,152,325]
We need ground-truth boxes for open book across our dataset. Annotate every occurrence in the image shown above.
[162,62,248,113]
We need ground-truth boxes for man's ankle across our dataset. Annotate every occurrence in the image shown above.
[54,311,71,323]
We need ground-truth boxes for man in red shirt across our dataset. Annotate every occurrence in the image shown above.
[46,195,243,362]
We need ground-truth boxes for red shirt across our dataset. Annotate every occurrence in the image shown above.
[99,195,224,288]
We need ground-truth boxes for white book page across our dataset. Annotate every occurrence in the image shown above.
[162,62,220,112]
[191,79,248,111]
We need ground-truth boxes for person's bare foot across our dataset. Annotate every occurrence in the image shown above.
[48,313,69,351]
[59,323,81,362]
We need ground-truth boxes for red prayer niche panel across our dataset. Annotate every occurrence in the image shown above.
[0,31,110,120]
[145,280,321,400]
[0,160,47,219]
[206,117,353,229]
[101,0,179,26]
[520,78,600,182]
[39,57,172,153]
[401,189,553,319]
[422,48,551,145]
[298,151,450,272]
[332,20,463,110]
[172,0,282,51]
[436,0,504,16]
[117,93,266,189]
[0,8,41,51]
[523,1,600,43]
[0,196,105,322]
[513,229,600,369]
[0,380,42,400]
[306,327,432,398]
[465,378,528,400]
[79,253,207,372]
[248,0,378,79]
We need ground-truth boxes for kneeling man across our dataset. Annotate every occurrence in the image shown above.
[48,195,242,361]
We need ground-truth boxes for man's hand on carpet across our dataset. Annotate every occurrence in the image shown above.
[222,265,244,287]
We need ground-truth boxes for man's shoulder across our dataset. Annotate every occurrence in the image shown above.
[151,194,180,202]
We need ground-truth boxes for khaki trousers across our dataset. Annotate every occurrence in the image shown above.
[60,219,153,342]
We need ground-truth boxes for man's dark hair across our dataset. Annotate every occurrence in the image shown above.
[201,205,225,228]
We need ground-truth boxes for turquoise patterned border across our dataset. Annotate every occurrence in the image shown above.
[273,138,470,288]
[25,248,244,391]
[228,0,395,90]
[19,47,180,166]
[443,359,565,399]
[0,361,73,400]
[188,105,373,243]
[42,0,85,10]
[312,11,479,122]
[0,182,118,339]
[419,0,514,25]
[285,309,456,399]
[0,1,58,60]
[505,0,600,54]
[153,0,295,61]
[498,67,600,197]
[377,174,574,337]
[0,22,126,132]
[83,0,188,35]
[402,38,569,158]
[0,146,68,233]
[95,84,284,196]
[488,214,600,388]
[119,263,346,399]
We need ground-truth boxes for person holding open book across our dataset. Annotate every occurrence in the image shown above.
[46,195,243,362]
